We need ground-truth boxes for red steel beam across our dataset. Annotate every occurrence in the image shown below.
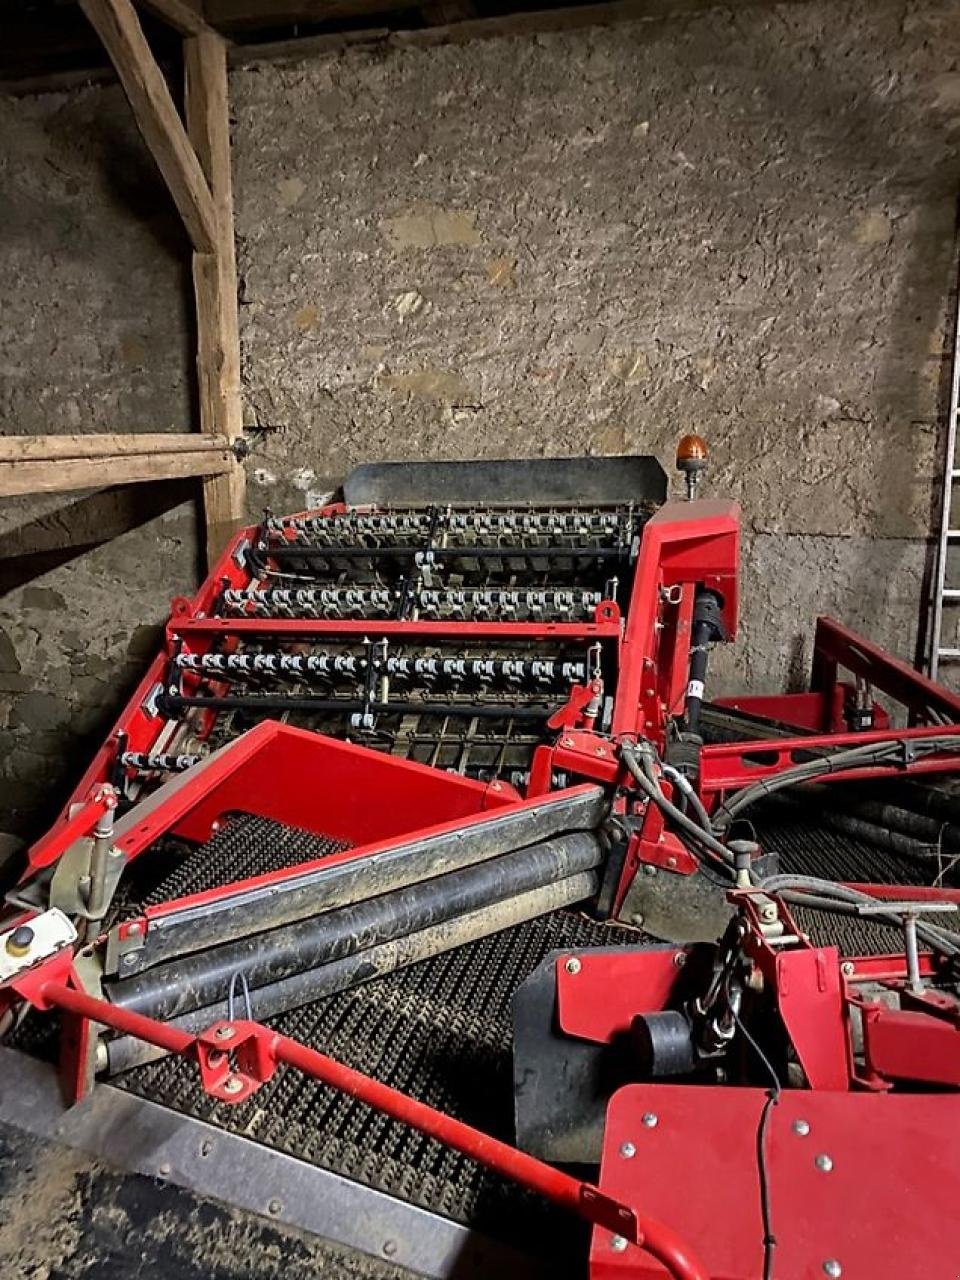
[41,982,708,1280]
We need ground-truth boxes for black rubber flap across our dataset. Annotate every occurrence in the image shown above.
[343,455,669,508]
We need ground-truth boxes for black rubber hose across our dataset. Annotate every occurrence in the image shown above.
[713,735,960,831]
[761,873,960,957]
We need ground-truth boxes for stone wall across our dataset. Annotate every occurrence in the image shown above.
[1,0,958,836]
[0,88,197,836]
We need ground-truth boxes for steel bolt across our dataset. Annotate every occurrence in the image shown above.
[673,951,687,967]
[562,737,574,748]
[610,1236,628,1253]
[823,1262,842,1278]
[267,1199,282,1216]
[792,1119,810,1137]
[383,1240,398,1258]
[565,957,582,975]
[123,953,138,967]
[619,1142,636,1159]
[223,1075,244,1096]
[760,903,778,923]
[126,922,141,936]
[158,1162,171,1177]
[641,1112,658,1128]
[215,1025,236,1041]
[840,961,855,977]
[631,912,645,927]
[815,1153,833,1173]
[643,863,657,876]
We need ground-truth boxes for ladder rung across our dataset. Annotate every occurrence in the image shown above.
[942,590,960,599]
[947,530,960,538]
[938,648,960,658]
[952,469,960,479]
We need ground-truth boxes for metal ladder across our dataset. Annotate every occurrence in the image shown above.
[928,278,960,680]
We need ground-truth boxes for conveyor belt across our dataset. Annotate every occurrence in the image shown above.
[116,909,636,1261]
[68,799,960,1263]
[110,815,351,924]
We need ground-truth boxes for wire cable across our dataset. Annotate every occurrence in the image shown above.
[732,1008,781,1280]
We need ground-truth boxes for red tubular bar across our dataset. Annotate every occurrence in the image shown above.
[41,982,708,1280]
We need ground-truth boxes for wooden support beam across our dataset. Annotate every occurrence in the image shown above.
[136,0,213,35]
[0,432,232,462]
[185,30,247,564]
[78,0,218,253]
[0,435,235,498]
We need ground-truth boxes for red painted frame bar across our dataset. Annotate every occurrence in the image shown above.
[812,615,960,724]
[170,617,623,641]
[612,500,739,744]
[39,981,708,1280]
[699,722,960,800]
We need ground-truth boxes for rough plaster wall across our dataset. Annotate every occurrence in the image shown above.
[0,88,197,836]
[0,0,958,839]
[232,0,959,693]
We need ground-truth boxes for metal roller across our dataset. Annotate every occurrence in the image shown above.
[104,830,604,1023]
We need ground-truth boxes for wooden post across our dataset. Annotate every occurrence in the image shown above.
[78,0,247,566]
[78,0,218,253]
[185,31,247,563]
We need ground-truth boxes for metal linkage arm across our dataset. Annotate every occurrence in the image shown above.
[40,981,708,1280]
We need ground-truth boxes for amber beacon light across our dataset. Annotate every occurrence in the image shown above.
[675,433,708,501]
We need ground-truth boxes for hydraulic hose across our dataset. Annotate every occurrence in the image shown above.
[713,735,960,832]
[761,873,960,958]
[621,741,735,871]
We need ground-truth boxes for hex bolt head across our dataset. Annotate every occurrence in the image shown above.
[840,961,855,977]
[673,951,687,967]
[223,1075,244,1096]
[158,1162,171,1177]
[267,1199,282,1216]
[610,1235,628,1253]
[760,903,778,923]
[215,1025,236,1041]
[641,1112,658,1128]
[564,957,581,975]
[123,953,138,967]
[643,863,657,877]
[823,1261,842,1277]
[793,1119,810,1136]
[619,1142,636,1159]
[815,1153,834,1172]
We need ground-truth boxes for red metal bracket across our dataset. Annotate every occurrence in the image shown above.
[194,1019,279,1104]
[555,949,689,1044]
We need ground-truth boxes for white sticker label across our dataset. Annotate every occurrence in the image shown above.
[687,679,705,701]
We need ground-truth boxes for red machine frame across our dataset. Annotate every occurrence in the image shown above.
[8,480,960,1280]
